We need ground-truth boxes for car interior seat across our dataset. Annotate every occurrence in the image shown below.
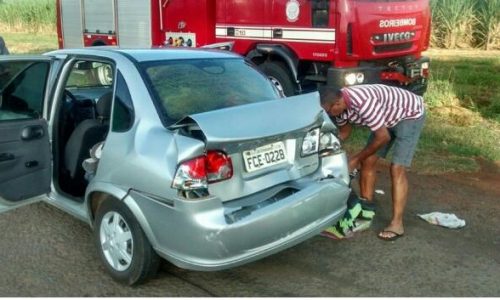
[63,92,113,195]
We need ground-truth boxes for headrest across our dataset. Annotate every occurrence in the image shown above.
[96,92,113,118]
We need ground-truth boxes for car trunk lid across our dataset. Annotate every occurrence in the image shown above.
[173,93,326,202]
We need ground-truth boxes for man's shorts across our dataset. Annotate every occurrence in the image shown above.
[367,113,426,167]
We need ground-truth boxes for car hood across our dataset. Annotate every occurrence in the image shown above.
[174,92,324,144]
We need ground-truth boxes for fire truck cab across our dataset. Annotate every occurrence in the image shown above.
[57,0,431,95]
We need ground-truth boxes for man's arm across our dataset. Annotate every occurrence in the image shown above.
[338,123,352,141]
[349,126,390,171]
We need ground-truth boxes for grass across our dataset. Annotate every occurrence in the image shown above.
[430,0,476,49]
[1,32,57,54]
[425,49,500,122]
[0,0,55,33]
[430,0,500,49]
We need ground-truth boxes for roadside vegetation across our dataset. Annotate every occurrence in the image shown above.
[1,32,56,54]
[0,0,57,53]
[416,49,500,173]
[0,0,55,33]
[0,0,498,174]
[430,0,500,50]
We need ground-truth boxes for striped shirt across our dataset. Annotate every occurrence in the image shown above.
[335,84,424,131]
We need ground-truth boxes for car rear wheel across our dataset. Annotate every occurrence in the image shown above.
[94,198,160,285]
[259,61,296,97]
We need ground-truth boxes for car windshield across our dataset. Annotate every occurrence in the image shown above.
[141,58,279,125]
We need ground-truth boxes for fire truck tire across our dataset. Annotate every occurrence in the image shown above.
[92,40,106,46]
[260,61,296,96]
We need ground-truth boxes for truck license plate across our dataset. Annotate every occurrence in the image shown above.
[243,141,287,172]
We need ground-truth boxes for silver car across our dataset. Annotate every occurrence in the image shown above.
[0,48,350,285]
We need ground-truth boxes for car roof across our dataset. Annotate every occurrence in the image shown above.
[46,47,242,62]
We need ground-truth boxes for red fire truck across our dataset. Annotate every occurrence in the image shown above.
[56,0,431,95]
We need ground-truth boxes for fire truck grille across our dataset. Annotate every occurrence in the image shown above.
[374,42,412,54]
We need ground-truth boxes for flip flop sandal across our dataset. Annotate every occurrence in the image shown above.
[377,230,404,241]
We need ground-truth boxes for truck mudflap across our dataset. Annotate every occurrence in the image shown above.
[326,56,430,95]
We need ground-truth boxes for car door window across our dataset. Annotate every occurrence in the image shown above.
[66,61,113,88]
[60,60,114,131]
[112,71,134,132]
[0,61,49,121]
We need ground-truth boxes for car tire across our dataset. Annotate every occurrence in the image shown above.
[94,198,160,285]
[259,61,296,97]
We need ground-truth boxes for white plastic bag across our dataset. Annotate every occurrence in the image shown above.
[418,212,466,229]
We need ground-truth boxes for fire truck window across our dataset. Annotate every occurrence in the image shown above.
[312,0,329,28]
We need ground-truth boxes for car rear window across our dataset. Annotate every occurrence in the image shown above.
[141,58,279,125]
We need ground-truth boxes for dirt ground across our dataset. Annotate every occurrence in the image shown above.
[0,159,498,296]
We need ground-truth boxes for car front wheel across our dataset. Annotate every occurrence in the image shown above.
[94,198,160,285]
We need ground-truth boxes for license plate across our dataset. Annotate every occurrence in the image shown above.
[243,141,287,173]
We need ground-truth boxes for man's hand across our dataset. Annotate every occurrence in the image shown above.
[338,123,352,141]
[348,156,360,173]
[351,126,390,167]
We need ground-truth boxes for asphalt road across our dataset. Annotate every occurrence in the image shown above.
[0,163,499,296]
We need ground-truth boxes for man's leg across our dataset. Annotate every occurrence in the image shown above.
[359,154,379,201]
[378,163,407,238]
[378,115,425,240]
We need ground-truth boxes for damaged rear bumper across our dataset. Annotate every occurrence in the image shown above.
[126,178,349,271]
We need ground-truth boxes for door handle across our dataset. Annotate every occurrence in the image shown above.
[0,153,15,162]
[21,125,44,141]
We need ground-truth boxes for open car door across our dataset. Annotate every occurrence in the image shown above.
[0,56,55,213]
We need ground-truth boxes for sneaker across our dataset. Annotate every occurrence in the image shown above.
[344,203,362,228]
[321,224,354,240]
[351,218,372,233]
[359,202,375,221]
[345,193,363,224]
[321,202,361,240]
[321,195,373,240]
[358,198,376,220]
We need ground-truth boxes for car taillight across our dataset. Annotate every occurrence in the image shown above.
[319,132,343,157]
[172,150,233,191]
[206,151,233,183]
[301,128,320,156]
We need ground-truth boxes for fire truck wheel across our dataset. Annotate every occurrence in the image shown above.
[97,64,113,86]
[260,61,296,97]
